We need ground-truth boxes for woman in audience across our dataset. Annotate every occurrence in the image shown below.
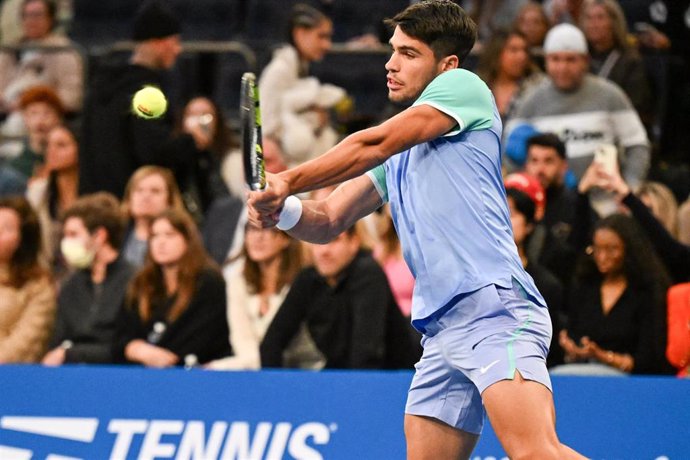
[177,96,231,221]
[0,196,55,363]
[637,181,678,238]
[259,3,344,166]
[26,123,78,267]
[476,29,543,122]
[513,1,550,55]
[115,208,230,368]
[555,214,670,375]
[121,166,185,268]
[207,225,307,370]
[580,0,652,124]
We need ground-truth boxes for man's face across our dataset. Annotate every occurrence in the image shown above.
[385,26,449,103]
[155,35,182,69]
[22,101,61,149]
[525,145,567,190]
[545,51,588,91]
[310,231,360,285]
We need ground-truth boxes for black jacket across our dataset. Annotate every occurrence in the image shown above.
[49,256,136,363]
[79,61,196,198]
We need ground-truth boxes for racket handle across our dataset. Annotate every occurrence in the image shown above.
[276,196,302,231]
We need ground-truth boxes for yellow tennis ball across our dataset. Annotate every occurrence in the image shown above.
[132,86,167,119]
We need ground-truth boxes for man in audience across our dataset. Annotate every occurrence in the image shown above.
[79,0,209,198]
[505,23,650,201]
[42,192,135,365]
[260,224,419,370]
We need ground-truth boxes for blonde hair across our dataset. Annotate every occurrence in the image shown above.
[638,181,678,237]
[581,0,635,52]
[121,165,185,217]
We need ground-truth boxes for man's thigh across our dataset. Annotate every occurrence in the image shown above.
[405,414,478,460]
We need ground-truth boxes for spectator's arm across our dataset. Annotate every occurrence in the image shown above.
[65,343,114,364]
[260,271,311,367]
[0,277,56,363]
[52,48,84,111]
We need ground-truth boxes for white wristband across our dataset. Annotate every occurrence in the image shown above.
[276,195,302,231]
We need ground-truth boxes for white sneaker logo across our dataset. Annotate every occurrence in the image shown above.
[479,360,500,374]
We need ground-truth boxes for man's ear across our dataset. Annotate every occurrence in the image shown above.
[441,55,459,71]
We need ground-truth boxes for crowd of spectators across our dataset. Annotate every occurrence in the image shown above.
[0,0,688,378]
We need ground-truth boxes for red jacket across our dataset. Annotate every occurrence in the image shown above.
[666,283,690,377]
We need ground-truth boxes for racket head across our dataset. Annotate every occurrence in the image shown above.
[240,72,266,191]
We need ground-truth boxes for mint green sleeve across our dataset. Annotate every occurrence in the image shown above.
[366,164,388,203]
[412,69,494,136]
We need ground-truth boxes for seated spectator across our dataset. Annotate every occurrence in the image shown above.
[505,23,650,207]
[373,204,414,319]
[259,3,345,166]
[25,123,78,268]
[637,181,678,238]
[222,135,287,199]
[121,166,185,268]
[261,225,420,370]
[505,183,565,367]
[521,133,580,282]
[0,196,55,363]
[476,29,544,123]
[42,192,135,365]
[115,208,230,367]
[513,1,551,58]
[1,85,63,182]
[666,283,690,377]
[0,0,83,118]
[176,96,231,222]
[553,214,671,375]
[208,226,318,370]
[580,0,653,127]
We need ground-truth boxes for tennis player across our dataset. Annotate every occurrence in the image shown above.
[248,1,584,458]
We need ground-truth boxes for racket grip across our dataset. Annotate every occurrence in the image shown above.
[276,196,303,231]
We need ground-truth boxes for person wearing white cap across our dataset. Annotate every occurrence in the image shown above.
[505,22,650,217]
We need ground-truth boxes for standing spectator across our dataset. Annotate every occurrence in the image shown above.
[0,195,55,363]
[1,85,63,185]
[637,181,678,238]
[120,166,185,268]
[505,23,650,215]
[25,123,78,268]
[261,225,419,370]
[115,208,230,367]
[79,0,210,198]
[476,29,544,122]
[207,226,317,370]
[0,0,83,119]
[259,3,345,167]
[580,0,653,126]
[42,192,135,365]
[554,214,671,375]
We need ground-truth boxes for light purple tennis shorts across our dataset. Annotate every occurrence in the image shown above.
[405,278,552,435]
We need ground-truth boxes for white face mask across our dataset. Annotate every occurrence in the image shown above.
[60,237,95,269]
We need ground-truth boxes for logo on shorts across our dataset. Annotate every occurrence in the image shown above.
[479,360,501,374]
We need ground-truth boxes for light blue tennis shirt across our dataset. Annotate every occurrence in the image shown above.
[367,69,545,329]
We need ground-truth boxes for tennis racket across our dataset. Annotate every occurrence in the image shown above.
[240,72,267,191]
[240,73,302,230]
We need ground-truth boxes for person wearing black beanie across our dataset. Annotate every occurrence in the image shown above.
[79,0,211,200]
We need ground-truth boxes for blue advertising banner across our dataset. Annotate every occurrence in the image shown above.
[0,366,687,459]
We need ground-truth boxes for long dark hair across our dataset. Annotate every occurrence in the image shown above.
[127,208,219,322]
[476,28,538,86]
[242,227,303,295]
[576,214,670,294]
[0,196,49,288]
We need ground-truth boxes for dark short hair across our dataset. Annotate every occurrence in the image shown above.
[287,3,329,45]
[385,0,477,63]
[526,132,566,159]
[506,188,536,224]
[61,192,126,250]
